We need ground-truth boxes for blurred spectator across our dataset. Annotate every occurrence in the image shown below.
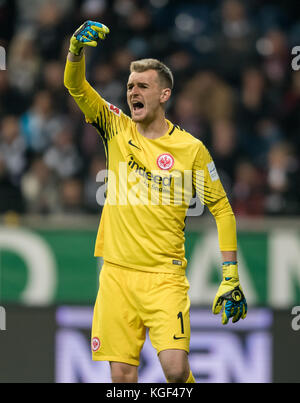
[125,6,153,58]
[255,118,282,162]
[232,160,265,216]
[279,71,300,153]
[183,71,236,123]
[112,47,135,80]
[7,29,41,95]
[80,123,105,160]
[166,50,195,93]
[0,70,28,118]
[209,119,240,197]
[84,154,106,213]
[236,67,280,164]
[34,1,69,61]
[59,178,85,214]
[21,157,59,214]
[260,29,290,87]
[239,67,268,114]
[0,0,16,44]
[113,0,137,18]
[91,62,123,107]
[264,142,300,215]
[20,90,64,153]
[0,115,26,184]
[126,7,152,33]
[44,125,82,179]
[214,0,258,82]
[0,156,24,213]
[15,0,73,26]
[80,0,107,21]
[170,91,204,138]
[41,61,67,113]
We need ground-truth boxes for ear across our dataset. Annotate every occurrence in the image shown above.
[160,88,171,104]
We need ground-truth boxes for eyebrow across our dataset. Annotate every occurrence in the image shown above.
[127,81,150,88]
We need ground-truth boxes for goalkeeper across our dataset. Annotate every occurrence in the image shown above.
[64,21,247,383]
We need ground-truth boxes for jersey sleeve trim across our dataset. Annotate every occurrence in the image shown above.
[64,56,131,140]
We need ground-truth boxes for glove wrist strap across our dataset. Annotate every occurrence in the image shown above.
[69,37,83,56]
[222,261,237,265]
[222,262,239,280]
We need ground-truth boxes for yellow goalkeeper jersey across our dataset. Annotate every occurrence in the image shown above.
[64,56,236,274]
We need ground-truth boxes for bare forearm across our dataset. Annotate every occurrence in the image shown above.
[221,251,237,262]
[67,50,84,62]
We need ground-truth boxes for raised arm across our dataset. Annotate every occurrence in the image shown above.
[64,21,110,125]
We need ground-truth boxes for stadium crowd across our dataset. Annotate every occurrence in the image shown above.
[0,0,300,216]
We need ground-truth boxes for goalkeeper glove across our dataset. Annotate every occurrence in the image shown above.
[69,21,110,56]
[212,261,247,325]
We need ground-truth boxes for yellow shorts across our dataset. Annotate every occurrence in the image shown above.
[91,261,191,366]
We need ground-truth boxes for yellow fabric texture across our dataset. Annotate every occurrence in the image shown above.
[92,261,190,365]
[64,56,237,273]
[166,369,196,383]
[185,370,196,383]
[208,197,237,251]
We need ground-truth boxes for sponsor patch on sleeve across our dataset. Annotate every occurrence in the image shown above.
[106,101,121,116]
[207,161,219,182]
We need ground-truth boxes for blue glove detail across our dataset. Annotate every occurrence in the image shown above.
[69,21,109,55]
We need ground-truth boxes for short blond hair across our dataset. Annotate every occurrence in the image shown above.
[130,58,174,89]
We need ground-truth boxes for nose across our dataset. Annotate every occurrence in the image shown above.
[130,85,140,96]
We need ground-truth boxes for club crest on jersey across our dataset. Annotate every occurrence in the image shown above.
[156,153,174,170]
[91,337,101,352]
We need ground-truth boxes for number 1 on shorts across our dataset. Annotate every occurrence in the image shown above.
[177,311,184,334]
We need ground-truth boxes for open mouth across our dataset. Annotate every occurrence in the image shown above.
[132,101,144,112]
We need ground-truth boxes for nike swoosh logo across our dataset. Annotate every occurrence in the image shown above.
[128,139,141,150]
[173,335,186,340]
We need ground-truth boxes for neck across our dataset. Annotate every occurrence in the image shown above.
[136,115,169,140]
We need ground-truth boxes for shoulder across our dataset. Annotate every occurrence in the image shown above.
[104,100,131,123]
[168,121,204,150]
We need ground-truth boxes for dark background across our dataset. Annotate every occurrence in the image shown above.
[1,0,300,217]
